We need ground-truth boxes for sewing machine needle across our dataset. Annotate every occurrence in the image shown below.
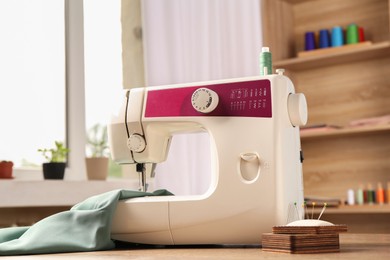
[150,163,157,178]
[141,168,146,192]
[136,163,147,192]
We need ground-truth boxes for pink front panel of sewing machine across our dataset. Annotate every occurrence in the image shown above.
[145,79,272,118]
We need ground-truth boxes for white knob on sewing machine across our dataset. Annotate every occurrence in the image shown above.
[191,88,219,113]
[127,134,146,152]
[288,93,308,127]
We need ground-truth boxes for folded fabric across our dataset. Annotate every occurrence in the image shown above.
[0,189,173,256]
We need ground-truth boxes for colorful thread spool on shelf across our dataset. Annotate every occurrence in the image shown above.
[347,189,355,205]
[346,23,359,44]
[319,29,331,48]
[356,185,364,205]
[305,31,316,51]
[387,182,390,204]
[331,26,344,47]
[358,27,365,42]
[376,183,385,204]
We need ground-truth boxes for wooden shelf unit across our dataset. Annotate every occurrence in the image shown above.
[262,0,390,231]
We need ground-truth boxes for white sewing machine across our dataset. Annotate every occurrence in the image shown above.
[108,73,308,245]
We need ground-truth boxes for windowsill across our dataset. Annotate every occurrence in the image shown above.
[0,179,139,208]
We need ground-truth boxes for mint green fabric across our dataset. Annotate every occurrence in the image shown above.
[0,189,173,256]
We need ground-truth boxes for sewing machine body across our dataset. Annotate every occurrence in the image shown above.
[108,75,306,245]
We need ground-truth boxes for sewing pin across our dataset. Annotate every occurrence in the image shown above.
[286,203,294,224]
[294,202,300,220]
[311,202,316,219]
[318,203,327,220]
[303,201,309,219]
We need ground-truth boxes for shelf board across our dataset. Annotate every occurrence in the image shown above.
[274,41,390,71]
[313,204,390,214]
[300,124,390,140]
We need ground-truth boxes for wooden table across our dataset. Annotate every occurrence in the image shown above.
[2,234,389,259]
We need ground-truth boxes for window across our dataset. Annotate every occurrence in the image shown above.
[1,0,126,179]
[0,0,66,169]
[84,0,123,177]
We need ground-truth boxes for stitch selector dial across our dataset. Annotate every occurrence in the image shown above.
[191,88,219,113]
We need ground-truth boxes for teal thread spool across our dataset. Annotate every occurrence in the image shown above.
[331,26,344,47]
[260,47,272,75]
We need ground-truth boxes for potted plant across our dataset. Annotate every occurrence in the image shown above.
[0,161,14,179]
[38,141,70,180]
[85,124,109,180]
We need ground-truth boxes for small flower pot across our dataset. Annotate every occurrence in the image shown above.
[43,162,66,180]
[0,161,13,179]
[85,157,109,180]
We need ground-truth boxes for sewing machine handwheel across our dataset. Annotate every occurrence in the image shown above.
[191,88,219,113]
[288,93,308,127]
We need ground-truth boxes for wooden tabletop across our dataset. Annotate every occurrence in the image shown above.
[2,233,389,259]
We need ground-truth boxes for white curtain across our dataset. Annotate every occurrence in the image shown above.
[142,0,262,195]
